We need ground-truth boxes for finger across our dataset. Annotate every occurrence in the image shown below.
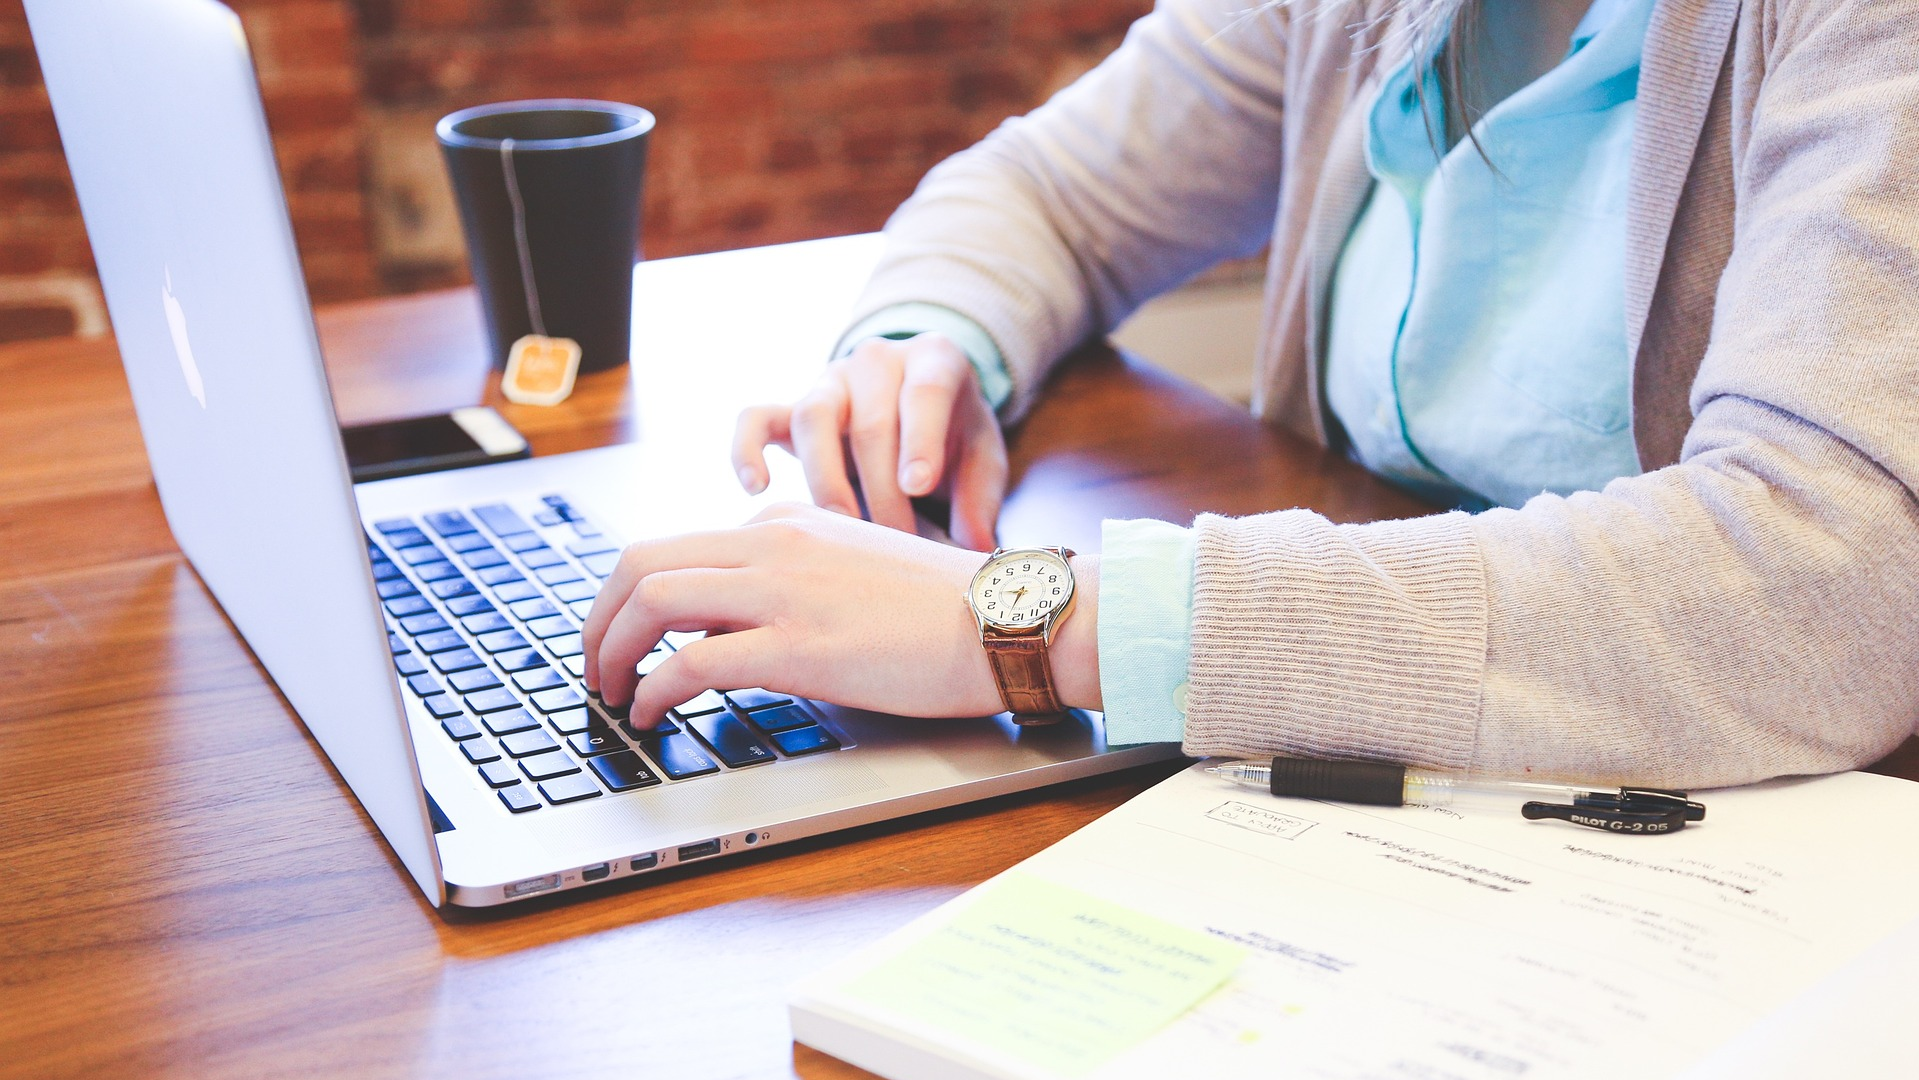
[896,342,970,497]
[844,359,917,534]
[582,530,760,693]
[947,421,1008,552]
[787,377,861,517]
[731,404,793,495]
[629,627,784,725]
[593,567,766,707]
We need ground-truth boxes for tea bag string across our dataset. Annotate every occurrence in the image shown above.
[498,137,547,338]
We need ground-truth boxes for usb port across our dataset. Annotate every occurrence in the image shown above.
[581,863,611,882]
[677,838,722,862]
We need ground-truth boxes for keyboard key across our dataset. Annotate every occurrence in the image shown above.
[377,578,418,600]
[482,708,541,737]
[596,697,630,721]
[513,668,567,694]
[521,753,581,782]
[431,648,485,674]
[546,634,584,658]
[415,560,461,582]
[399,612,449,636]
[636,649,672,678]
[566,537,619,558]
[373,517,415,535]
[394,652,428,677]
[449,667,504,694]
[581,551,620,577]
[642,733,719,779]
[546,707,593,735]
[620,715,680,739]
[472,502,534,537]
[501,728,561,758]
[414,630,467,654]
[370,560,404,583]
[686,712,775,768]
[445,531,493,554]
[572,519,602,538]
[771,724,840,756]
[538,772,601,804]
[568,600,595,620]
[399,544,445,566]
[663,631,704,649]
[425,510,478,537]
[552,579,599,602]
[527,615,577,640]
[420,693,463,720]
[387,631,407,655]
[478,760,520,788]
[509,597,560,621]
[502,532,547,553]
[562,655,587,677]
[430,578,478,600]
[588,750,661,792]
[726,688,792,711]
[568,726,625,757]
[494,648,548,673]
[385,527,431,550]
[478,629,531,654]
[745,703,815,733]
[461,548,508,570]
[491,580,541,603]
[498,785,540,813]
[672,689,727,718]
[441,713,482,740]
[477,564,525,587]
[536,564,584,586]
[384,595,433,618]
[518,546,565,569]
[445,595,496,617]
[465,687,522,714]
[461,612,513,636]
[530,686,585,713]
[406,673,443,697]
[462,740,502,765]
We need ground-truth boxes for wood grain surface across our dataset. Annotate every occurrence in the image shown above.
[2,240,1912,1080]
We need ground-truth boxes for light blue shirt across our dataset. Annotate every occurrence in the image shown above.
[845,0,1651,745]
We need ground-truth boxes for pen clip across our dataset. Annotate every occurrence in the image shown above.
[1521,792,1692,835]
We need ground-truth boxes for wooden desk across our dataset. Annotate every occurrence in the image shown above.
[2,237,1912,1079]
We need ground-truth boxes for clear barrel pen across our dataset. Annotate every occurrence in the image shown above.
[1206,757,1705,833]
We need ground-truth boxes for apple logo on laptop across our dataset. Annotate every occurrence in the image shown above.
[162,268,207,408]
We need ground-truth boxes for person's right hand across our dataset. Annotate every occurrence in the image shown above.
[731,333,1008,551]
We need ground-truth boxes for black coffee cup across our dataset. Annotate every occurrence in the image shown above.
[437,99,654,374]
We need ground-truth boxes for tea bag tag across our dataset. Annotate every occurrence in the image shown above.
[501,334,581,406]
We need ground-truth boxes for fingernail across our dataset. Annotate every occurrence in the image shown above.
[738,466,763,494]
[900,460,931,493]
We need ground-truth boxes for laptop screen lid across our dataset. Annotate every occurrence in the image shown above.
[27,0,445,904]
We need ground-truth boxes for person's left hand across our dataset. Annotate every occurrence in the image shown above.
[581,502,1009,724]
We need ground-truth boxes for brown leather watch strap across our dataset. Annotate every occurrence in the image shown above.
[983,629,1065,723]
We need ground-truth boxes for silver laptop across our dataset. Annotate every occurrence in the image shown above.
[27,0,1177,908]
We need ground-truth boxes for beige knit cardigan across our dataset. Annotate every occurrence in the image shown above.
[848,0,1919,786]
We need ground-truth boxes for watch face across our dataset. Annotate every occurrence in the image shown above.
[970,548,1073,630]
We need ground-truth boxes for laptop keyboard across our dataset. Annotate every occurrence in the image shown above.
[369,494,844,815]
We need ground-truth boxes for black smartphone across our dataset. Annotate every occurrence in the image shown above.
[341,406,531,483]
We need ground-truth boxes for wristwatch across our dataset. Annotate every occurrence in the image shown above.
[966,546,1077,724]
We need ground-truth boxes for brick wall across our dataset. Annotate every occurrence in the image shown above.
[0,0,1150,343]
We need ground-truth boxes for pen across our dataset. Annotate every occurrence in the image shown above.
[1207,757,1706,834]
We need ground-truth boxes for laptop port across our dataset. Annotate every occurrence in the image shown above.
[503,873,560,899]
[630,853,658,872]
[581,863,610,882]
[678,838,722,861]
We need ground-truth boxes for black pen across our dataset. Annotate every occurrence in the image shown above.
[1207,757,1706,834]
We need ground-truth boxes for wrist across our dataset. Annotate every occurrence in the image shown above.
[1053,554,1101,711]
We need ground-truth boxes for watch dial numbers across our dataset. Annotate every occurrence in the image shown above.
[973,552,1070,629]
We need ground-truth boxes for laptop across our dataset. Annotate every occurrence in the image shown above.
[26,0,1179,908]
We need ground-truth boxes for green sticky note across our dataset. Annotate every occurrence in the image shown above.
[841,872,1245,1077]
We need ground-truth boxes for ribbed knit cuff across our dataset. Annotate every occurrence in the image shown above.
[833,302,1015,414]
[1183,509,1487,769]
